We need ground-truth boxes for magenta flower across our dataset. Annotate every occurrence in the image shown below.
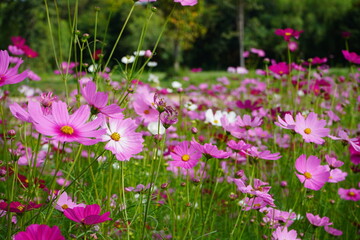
[169,141,202,169]
[14,224,65,240]
[342,50,360,64]
[295,154,330,191]
[81,81,123,118]
[275,28,303,42]
[28,100,106,145]
[0,201,42,213]
[272,226,300,240]
[312,57,327,65]
[0,50,29,87]
[306,213,332,227]
[64,204,112,225]
[174,0,198,6]
[338,188,360,201]
[102,117,144,161]
[294,112,330,144]
[269,62,290,76]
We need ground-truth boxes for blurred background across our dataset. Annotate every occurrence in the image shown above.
[0,0,359,73]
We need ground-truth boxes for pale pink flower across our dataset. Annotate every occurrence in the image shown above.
[275,114,296,130]
[272,226,300,240]
[102,117,144,161]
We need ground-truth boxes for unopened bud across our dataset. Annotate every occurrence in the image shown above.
[7,129,16,138]
[161,183,169,189]
[191,127,198,134]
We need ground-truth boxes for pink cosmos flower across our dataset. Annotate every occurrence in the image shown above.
[133,93,159,124]
[338,188,360,201]
[8,45,24,55]
[269,62,290,76]
[329,130,360,152]
[294,112,330,144]
[227,139,251,152]
[14,224,65,240]
[234,114,262,128]
[64,204,112,225]
[174,0,198,6]
[342,50,360,64]
[262,208,297,228]
[28,101,106,145]
[27,70,41,81]
[0,50,29,87]
[102,117,144,161]
[288,41,298,52]
[54,62,78,75]
[306,213,332,227]
[53,191,86,212]
[275,113,296,130]
[326,167,347,183]
[324,226,343,236]
[272,226,300,240]
[169,141,202,169]
[243,146,281,160]
[325,155,344,168]
[275,28,303,42]
[295,154,330,191]
[9,102,32,122]
[81,81,123,118]
[192,141,231,159]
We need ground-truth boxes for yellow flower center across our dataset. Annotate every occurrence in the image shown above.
[285,32,291,36]
[181,154,190,162]
[279,71,283,74]
[304,128,312,134]
[348,191,356,197]
[304,172,312,179]
[111,132,121,141]
[62,204,69,209]
[253,203,261,208]
[213,120,219,124]
[17,205,25,211]
[60,125,74,135]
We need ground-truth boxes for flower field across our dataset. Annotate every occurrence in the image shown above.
[0,0,360,239]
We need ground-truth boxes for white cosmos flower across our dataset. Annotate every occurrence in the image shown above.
[147,61,158,67]
[133,50,145,56]
[171,81,182,89]
[205,109,223,126]
[121,55,135,64]
[147,121,166,135]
